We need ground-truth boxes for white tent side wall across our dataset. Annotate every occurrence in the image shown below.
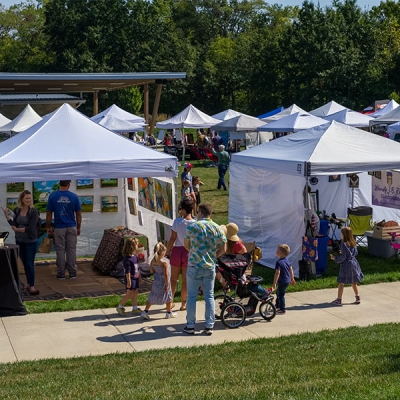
[229,163,304,275]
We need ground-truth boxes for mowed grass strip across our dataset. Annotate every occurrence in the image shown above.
[1,324,400,399]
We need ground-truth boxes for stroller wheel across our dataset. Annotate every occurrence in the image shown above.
[259,301,276,321]
[221,302,246,328]
[214,294,233,320]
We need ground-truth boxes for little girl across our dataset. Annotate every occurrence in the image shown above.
[192,176,203,214]
[141,242,177,319]
[116,238,142,315]
[330,226,364,306]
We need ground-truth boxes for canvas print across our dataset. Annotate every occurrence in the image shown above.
[32,180,60,212]
[156,220,172,246]
[101,195,118,212]
[6,197,18,211]
[6,182,24,192]
[138,178,155,211]
[76,179,94,189]
[154,179,173,219]
[329,175,341,182]
[128,197,137,215]
[127,178,136,191]
[78,196,94,212]
[100,178,118,188]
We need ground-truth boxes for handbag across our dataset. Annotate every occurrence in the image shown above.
[302,221,318,262]
[38,237,53,254]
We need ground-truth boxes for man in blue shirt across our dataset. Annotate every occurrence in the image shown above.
[46,180,82,280]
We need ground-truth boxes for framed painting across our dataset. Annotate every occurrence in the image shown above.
[78,195,94,212]
[154,179,173,219]
[156,220,172,246]
[6,197,18,211]
[6,182,24,192]
[328,175,341,182]
[138,178,155,211]
[374,171,382,180]
[32,180,60,213]
[100,178,118,188]
[76,179,94,190]
[127,197,137,215]
[100,195,118,212]
[127,178,136,191]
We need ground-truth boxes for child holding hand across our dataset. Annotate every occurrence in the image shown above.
[116,238,142,315]
[330,226,364,306]
[272,244,295,315]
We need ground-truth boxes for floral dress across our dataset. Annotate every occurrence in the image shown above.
[333,242,364,284]
[147,258,173,305]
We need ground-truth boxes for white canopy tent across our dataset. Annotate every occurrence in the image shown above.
[370,106,400,127]
[0,103,177,182]
[0,112,11,127]
[90,104,145,124]
[258,112,327,133]
[370,99,399,117]
[261,104,308,123]
[387,121,400,135]
[96,114,146,132]
[0,104,42,135]
[229,121,400,275]
[309,100,348,117]
[323,109,373,127]
[211,109,242,121]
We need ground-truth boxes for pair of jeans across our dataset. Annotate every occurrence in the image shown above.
[276,282,290,311]
[217,164,228,190]
[186,266,216,329]
[16,241,37,287]
[54,227,77,277]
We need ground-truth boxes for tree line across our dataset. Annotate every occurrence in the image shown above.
[1,0,400,117]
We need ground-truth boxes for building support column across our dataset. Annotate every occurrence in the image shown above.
[150,83,162,136]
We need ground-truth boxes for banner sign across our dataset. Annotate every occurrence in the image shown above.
[372,170,400,210]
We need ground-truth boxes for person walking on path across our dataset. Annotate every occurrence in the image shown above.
[330,226,364,306]
[2,190,40,295]
[183,203,226,335]
[141,242,177,319]
[166,199,195,311]
[116,237,142,315]
[46,180,82,280]
[211,145,230,190]
[272,244,296,315]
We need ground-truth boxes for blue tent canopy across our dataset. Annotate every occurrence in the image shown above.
[257,106,284,119]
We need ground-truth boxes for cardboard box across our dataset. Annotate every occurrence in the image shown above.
[367,236,397,258]
[372,225,400,240]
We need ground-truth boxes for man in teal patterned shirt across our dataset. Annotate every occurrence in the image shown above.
[184,203,226,335]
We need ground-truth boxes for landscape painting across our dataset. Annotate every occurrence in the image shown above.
[138,178,155,212]
[76,179,94,189]
[128,197,137,215]
[101,195,118,212]
[78,196,94,212]
[100,178,118,188]
[6,198,19,211]
[32,181,60,212]
[6,182,24,192]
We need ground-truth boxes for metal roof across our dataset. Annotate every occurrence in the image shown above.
[0,94,85,105]
[0,72,186,94]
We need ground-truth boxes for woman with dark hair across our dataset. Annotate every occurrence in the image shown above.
[2,190,40,295]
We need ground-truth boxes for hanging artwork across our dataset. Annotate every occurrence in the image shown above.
[128,197,138,215]
[78,196,94,212]
[127,178,136,191]
[6,197,18,211]
[32,181,60,212]
[138,178,155,211]
[6,182,24,192]
[76,179,94,189]
[154,179,173,219]
[100,178,118,188]
[156,220,172,246]
[328,175,341,182]
[101,195,118,212]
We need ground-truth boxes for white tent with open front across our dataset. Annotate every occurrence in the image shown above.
[229,121,400,275]
[90,104,145,124]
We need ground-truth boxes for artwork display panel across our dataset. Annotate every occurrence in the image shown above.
[138,178,155,211]
[100,178,118,188]
[76,179,94,189]
[154,179,173,219]
[6,182,24,192]
[127,178,136,191]
[156,220,172,246]
[32,181,60,212]
[128,197,137,215]
[6,197,18,211]
[101,195,118,212]
[78,195,94,212]
[310,191,319,212]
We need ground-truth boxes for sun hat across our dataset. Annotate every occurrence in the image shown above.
[220,224,227,235]
[184,162,193,168]
[226,223,240,242]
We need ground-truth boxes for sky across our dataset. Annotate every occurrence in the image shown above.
[0,0,384,9]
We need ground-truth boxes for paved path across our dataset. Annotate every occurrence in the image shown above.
[1,282,400,364]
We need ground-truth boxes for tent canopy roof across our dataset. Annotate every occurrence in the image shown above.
[0,104,42,133]
[257,106,285,119]
[97,115,145,132]
[309,100,348,117]
[0,112,11,126]
[90,104,145,123]
[261,104,308,123]
[258,112,327,132]
[211,114,264,131]
[0,103,177,183]
[211,109,242,121]
[370,99,399,117]
[323,109,373,127]
[370,105,400,126]
[232,121,400,176]
[156,104,220,129]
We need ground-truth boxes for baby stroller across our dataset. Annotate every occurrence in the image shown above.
[214,253,276,328]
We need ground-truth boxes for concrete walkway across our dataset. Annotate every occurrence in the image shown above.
[1,282,400,364]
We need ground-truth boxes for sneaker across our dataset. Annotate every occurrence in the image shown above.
[69,274,77,279]
[141,310,150,320]
[131,308,142,314]
[354,296,361,305]
[331,298,342,306]
[205,327,213,335]
[56,274,65,280]
[165,311,178,319]
[116,307,126,315]
[276,309,286,315]
[183,326,195,334]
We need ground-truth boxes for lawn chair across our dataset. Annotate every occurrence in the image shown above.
[391,232,400,260]
[347,206,373,248]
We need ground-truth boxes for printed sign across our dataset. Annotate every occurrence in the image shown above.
[372,170,400,210]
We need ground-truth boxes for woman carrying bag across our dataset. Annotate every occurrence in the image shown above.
[2,190,41,295]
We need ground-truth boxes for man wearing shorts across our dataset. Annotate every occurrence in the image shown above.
[166,198,195,311]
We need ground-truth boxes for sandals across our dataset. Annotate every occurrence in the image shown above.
[180,301,187,311]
